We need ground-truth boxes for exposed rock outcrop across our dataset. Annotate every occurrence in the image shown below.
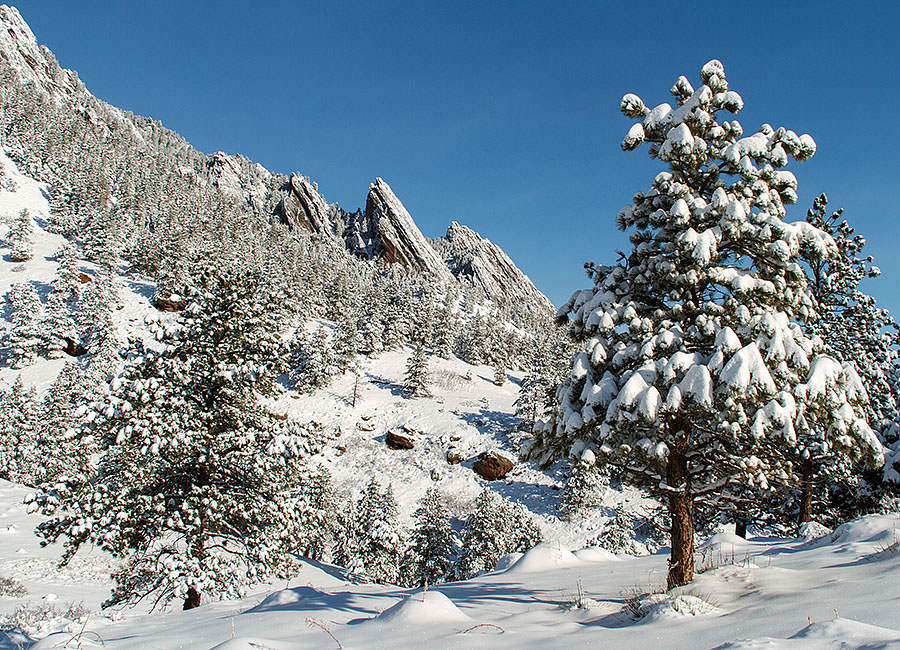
[473,449,515,480]
[346,178,453,281]
[386,429,416,450]
[443,222,553,313]
[0,5,80,98]
[277,173,332,234]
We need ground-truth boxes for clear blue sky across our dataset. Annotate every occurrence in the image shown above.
[14,1,900,313]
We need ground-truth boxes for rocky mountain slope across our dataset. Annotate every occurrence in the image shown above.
[0,4,552,313]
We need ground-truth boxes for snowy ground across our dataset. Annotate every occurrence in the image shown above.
[3,488,900,649]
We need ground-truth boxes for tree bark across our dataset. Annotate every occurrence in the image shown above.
[666,433,694,590]
[734,520,747,539]
[183,586,201,610]
[798,457,814,532]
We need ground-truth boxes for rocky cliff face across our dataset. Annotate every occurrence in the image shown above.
[0,5,79,98]
[443,221,553,313]
[346,178,453,281]
[277,173,332,235]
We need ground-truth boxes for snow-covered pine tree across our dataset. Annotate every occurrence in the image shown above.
[332,315,360,377]
[801,194,900,494]
[40,292,79,359]
[8,207,34,262]
[515,323,573,431]
[294,466,341,562]
[404,487,454,587]
[289,327,339,392]
[51,242,82,306]
[351,478,404,584]
[5,282,43,367]
[29,263,323,609]
[432,304,457,359]
[559,454,608,521]
[528,60,883,588]
[404,343,430,398]
[451,489,542,580]
[493,357,507,386]
[0,376,40,484]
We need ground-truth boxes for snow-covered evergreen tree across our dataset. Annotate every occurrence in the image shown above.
[404,343,430,397]
[29,264,323,609]
[350,478,404,584]
[51,242,82,306]
[493,357,507,386]
[802,194,900,490]
[294,466,341,562]
[528,60,883,588]
[452,489,542,580]
[0,377,40,484]
[560,455,608,521]
[5,282,43,367]
[404,487,454,587]
[8,207,34,262]
[289,327,339,393]
[40,293,78,359]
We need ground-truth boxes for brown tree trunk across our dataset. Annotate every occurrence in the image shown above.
[798,457,813,533]
[734,520,747,539]
[183,586,201,610]
[666,435,694,590]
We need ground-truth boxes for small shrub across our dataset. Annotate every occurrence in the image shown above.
[0,576,28,597]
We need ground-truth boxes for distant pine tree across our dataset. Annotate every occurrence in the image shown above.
[8,207,34,262]
[404,343,430,398]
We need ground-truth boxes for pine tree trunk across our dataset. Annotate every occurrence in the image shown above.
[798,458,814,532]
[734,520,747,539]
[183,586,201,610]
[666,421,694,590]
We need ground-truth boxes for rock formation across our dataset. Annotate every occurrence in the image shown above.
[443,222,553,313]
[346,178,454,281]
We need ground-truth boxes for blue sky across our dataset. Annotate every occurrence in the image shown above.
[15,2,900,313]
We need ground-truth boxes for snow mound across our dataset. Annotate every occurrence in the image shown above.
[492,552,523,571]
[804,514,900,550]
[714,617,900,649]
[797,521,831,541]
[699,532,755,554]
[503,542,583,574]
[574,546,621,562]
[369,591,472,626]
[637,592,720,622]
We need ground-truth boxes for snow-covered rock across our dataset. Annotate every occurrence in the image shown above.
[346,178,454,281]
[443,221,553,314]
[277,172,333,234]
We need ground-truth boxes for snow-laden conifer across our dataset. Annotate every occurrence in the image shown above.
[29,264,324,609]
[528,60,883,588]
[404,487,454,587]
[350,478,404,584]
[404,343,430,397]
[5,282,43,367]
[560,455,608,521]
[8,207,34,261]
[452,489,542,580]
[0,376,40,484]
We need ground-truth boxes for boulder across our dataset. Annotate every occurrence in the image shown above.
[446,449,466,465]
[473,449,515,481]
[386,429,415,450]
